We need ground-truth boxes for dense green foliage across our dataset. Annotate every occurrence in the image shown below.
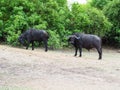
[67,3,111,37]
[89,0,112,10]
[0,0,69,48]
[0,0,119,48]
[103,0,120,47]
[90,0,120,47]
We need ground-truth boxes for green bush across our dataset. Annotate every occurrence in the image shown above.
[0,0,70,49]
[0,0,118,48]
[89,0,112,10]
[68,3,112,37]
[103,0,120,47]
[48,30,61,49]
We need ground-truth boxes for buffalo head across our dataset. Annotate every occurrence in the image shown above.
[68,35,80,45]
[18,34,26,46]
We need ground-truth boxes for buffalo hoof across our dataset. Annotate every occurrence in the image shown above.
[45,50,48,52]
[98,57,102,60]
[79,55,82,57]
[74,54,77,56]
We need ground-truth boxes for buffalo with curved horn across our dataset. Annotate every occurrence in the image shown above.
[68,33,102,60]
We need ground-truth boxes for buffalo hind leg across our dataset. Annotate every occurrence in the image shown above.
[96,47,102,60]
[43,40,48,52]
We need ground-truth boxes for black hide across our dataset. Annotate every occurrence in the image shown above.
[68,33,102,60]
[18,29,49,52]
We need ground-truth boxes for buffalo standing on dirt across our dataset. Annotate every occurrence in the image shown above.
[18,29,49,52]
[68,33,102,60]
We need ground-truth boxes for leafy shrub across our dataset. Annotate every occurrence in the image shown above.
[68,3,112,37]
[89,0,112,10]
[0,0,117,48]
[103,0,120,47]
[47,30,61,49]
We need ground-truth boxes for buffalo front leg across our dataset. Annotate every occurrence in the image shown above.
[26,38,31,50]
[32,41,34,50]
[79,47,82,57]
[26,42,30,50]
[74,47,78,56]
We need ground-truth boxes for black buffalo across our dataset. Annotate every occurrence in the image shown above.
[18,29,49,52]
[68,33,102,60]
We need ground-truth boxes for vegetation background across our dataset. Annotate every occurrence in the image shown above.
[0,0,119,49]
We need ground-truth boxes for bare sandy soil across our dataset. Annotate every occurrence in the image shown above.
[0,45,120,90]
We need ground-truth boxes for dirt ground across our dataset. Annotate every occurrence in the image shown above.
[0,45,120,90]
